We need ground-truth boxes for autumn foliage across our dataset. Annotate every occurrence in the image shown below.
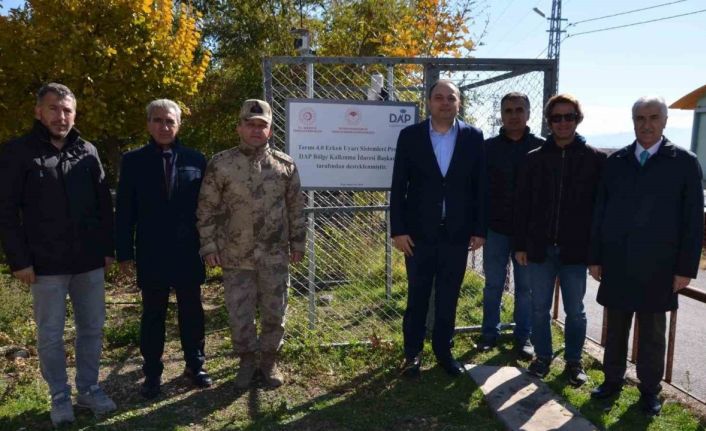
[0,0,211,177]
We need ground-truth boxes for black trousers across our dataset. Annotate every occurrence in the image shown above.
[140,284,205,378]
[403,226,469,362]
[602,308,666,395]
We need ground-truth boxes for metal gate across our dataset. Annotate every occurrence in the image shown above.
[263,56,557,345]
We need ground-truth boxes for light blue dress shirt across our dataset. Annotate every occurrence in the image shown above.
[429,118,458,217]
[634,137,662,163]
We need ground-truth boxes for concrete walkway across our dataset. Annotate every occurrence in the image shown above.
[466,364,598,431]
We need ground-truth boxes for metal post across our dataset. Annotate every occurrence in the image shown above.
[630,315,640,363]
[665,310,678,383]
[385,198,392,300]
[541,62,557,137]
[263,57,273,103]
[386,65,395,101]
[552,278,560,320]
[305,59,317,329]
[384,64,396,301]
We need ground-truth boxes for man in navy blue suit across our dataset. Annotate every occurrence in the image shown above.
[390,80,487,377]
[115,99,211,399]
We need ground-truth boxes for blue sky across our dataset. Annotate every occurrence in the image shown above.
[471,0,705,147]
[3,0,703,148]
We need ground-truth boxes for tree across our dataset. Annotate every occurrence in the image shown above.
[318,0,479,58]
[0,0,210,181]
[179,0,308,155]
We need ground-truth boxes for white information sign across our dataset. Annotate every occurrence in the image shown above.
[286,99,418,190]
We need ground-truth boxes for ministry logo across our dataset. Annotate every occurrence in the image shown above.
[298,108,316,126]
[345,108,362,125]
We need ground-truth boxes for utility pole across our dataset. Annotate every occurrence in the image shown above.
[534,1,566,92]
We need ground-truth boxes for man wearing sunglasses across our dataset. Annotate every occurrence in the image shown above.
[588,96,703,416]
[514,94,606,386]
[116,99,212,399]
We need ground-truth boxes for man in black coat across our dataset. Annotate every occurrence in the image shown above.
[390,79,487,378]
[479,92,543,359]
[514,94,606,386]
[0,83,116,426]
[589,96,703,416]
[115,99,211,399]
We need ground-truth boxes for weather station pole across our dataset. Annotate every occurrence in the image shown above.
[534,0,566,93]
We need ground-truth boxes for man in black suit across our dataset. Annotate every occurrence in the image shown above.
[390,79,487,377]
[589,96,703,415]
[115,99,211,399]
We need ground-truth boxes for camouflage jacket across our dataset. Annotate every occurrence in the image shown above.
[197,144,306,270]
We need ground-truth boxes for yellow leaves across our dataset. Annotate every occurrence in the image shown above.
[141,0,152,14]
[0,0,210,143]
[321,0,476,58]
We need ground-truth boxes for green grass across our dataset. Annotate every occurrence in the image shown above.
[1,267,705,430]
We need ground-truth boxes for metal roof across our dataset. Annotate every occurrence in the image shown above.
[670,84,706,110]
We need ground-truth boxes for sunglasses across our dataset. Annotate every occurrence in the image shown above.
[548,113,579,123]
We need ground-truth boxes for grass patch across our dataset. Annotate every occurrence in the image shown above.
[1,266,705,430]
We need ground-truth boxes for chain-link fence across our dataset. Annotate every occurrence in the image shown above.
[263,56,557,345]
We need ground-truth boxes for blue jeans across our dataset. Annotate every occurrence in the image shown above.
[528,246,586,362]
[31,268,106,396]
[481,229,531,342]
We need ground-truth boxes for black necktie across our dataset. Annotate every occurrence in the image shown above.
[162,152,173,196]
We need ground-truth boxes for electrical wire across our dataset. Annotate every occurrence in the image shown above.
[569,0,688,27]
[569,8,706,37]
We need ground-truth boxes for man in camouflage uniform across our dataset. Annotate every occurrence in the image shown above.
[197,99,305,389]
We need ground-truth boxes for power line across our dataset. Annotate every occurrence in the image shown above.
[568,8,706,37]
[570,0,688,26]
[535,34,569,59]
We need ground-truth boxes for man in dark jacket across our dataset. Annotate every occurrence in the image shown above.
[589,96,703,416]
[116,99,211,399]
[479,92,543,359]
[0,83,116,426]
[390,79,486,378]
[514,94,606,386]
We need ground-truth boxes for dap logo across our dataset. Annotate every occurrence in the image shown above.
[389,108,412,124]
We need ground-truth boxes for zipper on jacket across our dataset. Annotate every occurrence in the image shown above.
[553,148,566,245]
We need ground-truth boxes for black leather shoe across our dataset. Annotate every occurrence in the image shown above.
[184,368,213,388]
[140,376,161,399]
[515,339,535,361]
[439,359,466,377]
[640,393,662,416]
[591,382,623,399]
[400,355,421,378]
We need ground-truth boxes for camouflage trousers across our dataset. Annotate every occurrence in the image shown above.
[223,264,289,354]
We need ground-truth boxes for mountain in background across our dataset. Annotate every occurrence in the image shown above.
[585,128,692,151]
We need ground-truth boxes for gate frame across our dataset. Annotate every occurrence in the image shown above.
[263,55,558,334]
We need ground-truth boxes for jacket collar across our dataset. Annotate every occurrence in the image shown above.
[542,133,586,152]
[149,137,181,154]
[499,126,532,143]
[31,120,81,150]
[616,136,676,159]
[239,142,270,159]
[423,117,466,132]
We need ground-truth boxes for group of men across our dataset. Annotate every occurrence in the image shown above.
[0,83,304,427]
[0,79,702,426]
[390,80,703,417]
